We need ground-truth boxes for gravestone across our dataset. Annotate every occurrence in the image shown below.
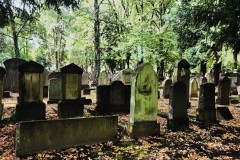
[205,72,214,83]
[190,78,198,97]
[162,78,172,99]
[112,69,134,85]
[47,78,62,104]
[216,107,233,120]
[98,71,110,85]
[0,67,6,125]
[16,61,46,121]
[48,71,62,80]
[168,81,189,131]
[225,71,240,85]
[197,83,217,126]
[126,63,159,138]
[217,76,230,105]
[229,78,238,95]
[58,63,91,118]
[82,71,89,90]
[3,58,27,92]
[43,69,49,97]
[172,59,191,107]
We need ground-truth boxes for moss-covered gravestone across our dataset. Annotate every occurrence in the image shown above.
[197,83,217,126]
[168,81,189,131]
[16,61,46,121]
[217,76,230,105]
[172,59,191,108]
[58,63,91,118]
[190,78,198,97]
[99,71,110,85]
[126,63,159,138]
[162,78,172,99]
[0,67,6,125]
[47,78,62,104]
[112,69,134,85]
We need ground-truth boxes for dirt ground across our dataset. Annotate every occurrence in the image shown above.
[0,88,239,160]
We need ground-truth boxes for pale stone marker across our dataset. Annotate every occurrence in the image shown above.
[168,81,189,131]
[16,61,46,121]
[98,71,110,85]
[197,83,217,126]
[190,78,198,97]
[47,78,62,104]
[162,78,172,99]
[81,71,89,89]
[127,63,159,138]
[0,67,6,125]
[217,76,230,105]
[172,59,191,107]
[205,72,214,83]
[112,69,134,85]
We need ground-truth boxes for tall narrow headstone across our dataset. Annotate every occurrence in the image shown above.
[127,63,159,138]
[58,63,91,118]
[3,58,27,92]
[197,83,217,126]
[0,67,6,125]
[162,78,172,99]
[16,61,46,121]
[112,69,134,85]
[99,71,110,85]
[172,59,191,107]
[190,78,198,97]
[168,81,189,131]
[217,76,230,105]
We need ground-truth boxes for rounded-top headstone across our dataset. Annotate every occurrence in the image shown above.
[19,61,44,73]
[177,59,190,69]
[0,67,6,77]
[61,63,83,74]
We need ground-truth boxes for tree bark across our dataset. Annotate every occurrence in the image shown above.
[233,51,238,69]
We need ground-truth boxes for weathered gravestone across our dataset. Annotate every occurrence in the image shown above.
[48,71,62,80]
[0,67,6,126]
[172,59,191,107]
[98,71,110,85]
[96,81,131,114]
[16,61,46,121]
[126,63,159,138]
[15,116,118,156]
[197,83,217,126]
[225,71,240,85]
[205,72,214,83]
[58,63,91,118]
[229,78,238,95]
[112,69,134,85]
[162,78,172,99]
[47,78,62,104]
[3,58,27,92]
[168,81,189,131]
[81,71,89,90]
[190,78,198,97]
[42,69,50,97]
[217,76,230,105]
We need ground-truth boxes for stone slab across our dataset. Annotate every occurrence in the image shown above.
[216,107,233,120]
[15,116,118,156]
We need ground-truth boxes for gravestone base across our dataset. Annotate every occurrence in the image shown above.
[58,98,91,118]
[196,109,217,126]
[216,107,233,120]
[47,99,61,104]
[43,86,48,97]
[126,122,160,138]
[16,102,46,121]
[3,91,12,98]
[167,118,189,131]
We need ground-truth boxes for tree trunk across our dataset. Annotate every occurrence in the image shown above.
[233,51,238,69]
[214,62,221,86]
[200,61,207,76]
[94,0,101,84]
[157,60,165,81]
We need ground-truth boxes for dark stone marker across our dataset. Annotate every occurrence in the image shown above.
[58,63,91,118]
[162,78,172,99]
[168,81,189,131]
[197,83,217,126]
[217,76,230,105]
[47,78,62,104]
[16,61,46,121]
[48,71,62,80]
[3,58,27,92]
[0,67,6,125]
[15,116,118,156]
[216,107,233,120]
[96,85,110,114]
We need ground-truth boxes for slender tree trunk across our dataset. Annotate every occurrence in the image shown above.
[7,2,20,58]
[200,61,207,76]
[233,51,238,69]
[94,0,101,84]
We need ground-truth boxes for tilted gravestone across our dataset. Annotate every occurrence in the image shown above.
[0,67,6,125]
[197,83,217,126]
[126,63,159,138]
[172,59,191,107]
[3,58,27,92]
[47,78,62,104]
[58,63,91,118]
[81,71,90,90]
[168,81,189,131]
[162,78,172,99]
[16,61,46,121]
[98,71,110,85]
[190,78,198,97]
[112,69,134,85]
[217,76,230,105]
